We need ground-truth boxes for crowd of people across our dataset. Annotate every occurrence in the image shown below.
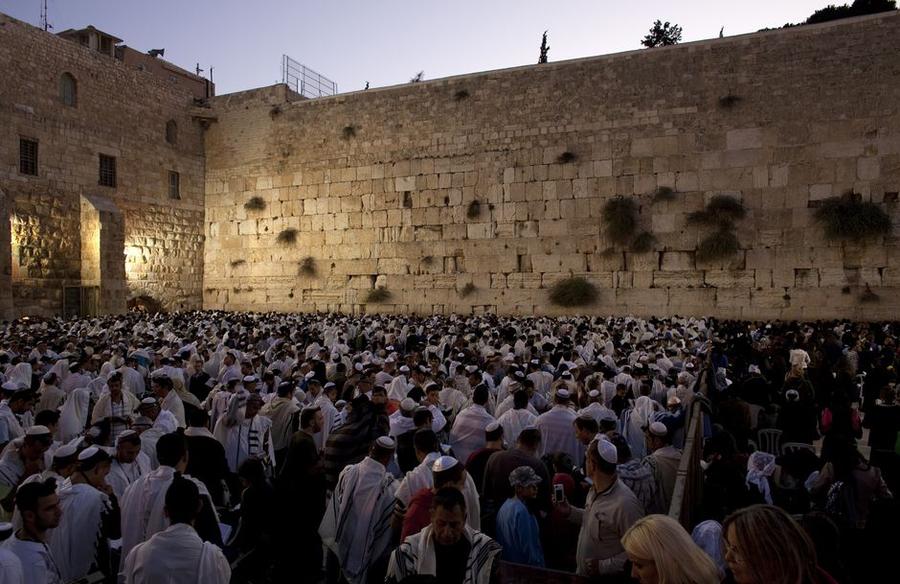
[0,310,896,584]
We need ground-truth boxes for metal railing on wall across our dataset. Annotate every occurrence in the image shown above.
[281,54,337,99]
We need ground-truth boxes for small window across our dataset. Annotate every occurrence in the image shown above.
[99,154,117,187]
[19,138,38,176]
[60,73,77,107]
[168,171,180,199]
[165,120,177,145]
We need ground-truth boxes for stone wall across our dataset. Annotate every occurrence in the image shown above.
[0,13,205,316]
[204,11,900,320]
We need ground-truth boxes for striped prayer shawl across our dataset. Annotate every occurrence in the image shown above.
[387,525,501,584]
[320,457,397,584]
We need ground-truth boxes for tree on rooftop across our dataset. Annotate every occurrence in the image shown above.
[538,30,549,64]
[806,0,896,24]
[641,20,683,48]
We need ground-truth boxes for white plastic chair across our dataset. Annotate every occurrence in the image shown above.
[781,442,815,456]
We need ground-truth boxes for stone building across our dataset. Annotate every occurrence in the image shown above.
[1,14,209,318]
[3,10,900,321]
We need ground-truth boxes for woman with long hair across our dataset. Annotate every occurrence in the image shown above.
[723,504,837,584]
[621,514,720,584]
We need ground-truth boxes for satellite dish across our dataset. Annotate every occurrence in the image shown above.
[148,48,165,58]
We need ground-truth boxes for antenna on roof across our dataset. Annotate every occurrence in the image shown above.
[40,0,52,32]
[148,48,165,58]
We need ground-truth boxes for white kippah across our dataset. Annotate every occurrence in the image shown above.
[556,388,571,399]
[53,444,78,459]
[140,397,157,405]
[77,446,100,461]
[242,375,258,383]
[116,430,138,444]
[399,365,410,373]
[375,436,396,449]
[648,421,669,437]
[400,397,417,412]
[596,437,619,464]
[588,389,600,398]
[26,425,50,436]
[432,456,458,473]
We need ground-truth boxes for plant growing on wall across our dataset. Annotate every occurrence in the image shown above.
[342,125,357,140]
[269,105,282,118]
[244,196,266,211]
[641,20,683,47]
[548,276,597,307]
[421,255,434,266]
[652,186,677,203]
[860,283,880,303]
[299,257,316,276]
[276,228,298,245]
[365,286,392,303]
[718,94,742,109]
[687,195,746,226]
[557,151,577,164]
[459,282,476,298]
[813,193,892,242]
[601,196,639,245]
[453,89,470,101]
[410,71,424,83]
[229,259,246,268]
[696,228,740,262]
[467,200,481,220]
[631,231,658,253]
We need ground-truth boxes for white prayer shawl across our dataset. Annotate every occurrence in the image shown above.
[214,414,275,473]
[3,537,61,584]
[0,545,23,584]
[91,390,142,425]
[578,402,615,425]
[57,387,91,443]
[47,482,110,582]
[527,371,550,396]
[395,452,481,531]
[0,401,24,442]
[600,380,618,407]
[61,371,92,394]
[119,365,146,396]
[494,395,538,419]
[107,452,152,500]
[258,396,300,452]
[8,364,31,390]
[498,408,538,447]
[439,387,468,418]
[139,410,178,468]
[160,390,186,428]
[535,405,583,463]
[36,384,66,414]
[388,375,410,402]
[623,396,661,460]
[386,525,501,584]
[122,523,231,584]
[448,405,495,464]
[319,457,397,584]
[313,395,339,452]
[119,465,216,562]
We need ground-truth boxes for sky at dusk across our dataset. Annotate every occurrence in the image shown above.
[2,0,834,95]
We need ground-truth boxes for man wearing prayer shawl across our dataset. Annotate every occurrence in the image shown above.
[47,447,120,582]
[258,381,300,467]
[386,487,501,584]
[121,474,230,584]
[320,436,398,584]
[151,374,185,428]
[535,389,583,463]
[213,393,275,474]
[498,390,538,446]
[448,385,495,464]
[119,432,220,562]
[134,399,178,468]
[106,430,152,500]
[313,381,339,452]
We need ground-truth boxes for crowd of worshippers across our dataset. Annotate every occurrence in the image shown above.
[0,311,896,584]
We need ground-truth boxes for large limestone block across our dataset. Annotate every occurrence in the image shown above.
[652,271,704,288]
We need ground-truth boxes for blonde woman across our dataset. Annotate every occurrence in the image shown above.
[723,505,838,584]
[622,514,720,584]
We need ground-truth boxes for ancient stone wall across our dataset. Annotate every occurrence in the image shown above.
[0,13,205,316]
[204,12,900,320]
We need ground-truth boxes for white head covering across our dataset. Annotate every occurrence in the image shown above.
[57,387,92,443]
[746,451,776,505]
[692,521,726,578]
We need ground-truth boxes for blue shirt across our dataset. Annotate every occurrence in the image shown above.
[495,497,545,567]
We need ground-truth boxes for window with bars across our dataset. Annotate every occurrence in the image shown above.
[19,138,38,176]
[99,154,117,187]
[168,171,180,199]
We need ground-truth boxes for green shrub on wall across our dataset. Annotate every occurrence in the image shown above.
[459,282,476,298]
[652,186,677,203]
[601,197,638,245]
[299,257,316,276]
[696,229,740,262]
[813,194,892,241]
[631,231,657,253]
[244,196,266,211]
[687,195,745,226]
[276,228,298,245]
[548,277,598,307]
[365,287,392,303]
